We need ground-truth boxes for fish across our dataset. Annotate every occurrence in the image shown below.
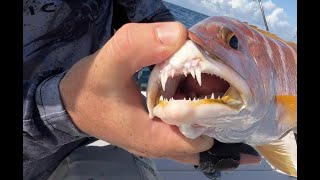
[146,16,297,177]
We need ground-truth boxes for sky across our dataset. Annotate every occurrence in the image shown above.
[164,0,297,42]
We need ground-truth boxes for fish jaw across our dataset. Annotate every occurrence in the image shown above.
[153,99,245,139]
[146,40,254,138]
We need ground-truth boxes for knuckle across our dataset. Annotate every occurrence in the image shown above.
[110,23,136,58]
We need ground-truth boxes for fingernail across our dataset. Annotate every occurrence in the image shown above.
[156,22,181,46]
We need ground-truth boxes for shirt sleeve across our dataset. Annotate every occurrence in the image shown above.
[23,69,89,161]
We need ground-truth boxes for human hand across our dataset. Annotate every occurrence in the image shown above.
[59,22,213,163]
[59,22,260,166]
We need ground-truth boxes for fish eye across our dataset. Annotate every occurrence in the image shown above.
[228,34,238,50]
[221,28,239,50]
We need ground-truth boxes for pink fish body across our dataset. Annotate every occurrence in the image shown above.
[147,16,297,177]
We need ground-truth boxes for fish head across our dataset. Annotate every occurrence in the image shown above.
[147,16,284,142]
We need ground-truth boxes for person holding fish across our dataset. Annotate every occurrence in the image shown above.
[23,0,267,180]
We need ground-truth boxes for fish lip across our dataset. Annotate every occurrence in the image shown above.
[146,41,254,119]
[146,65,161,119]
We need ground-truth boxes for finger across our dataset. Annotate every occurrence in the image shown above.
[168,152,261,166]
[239,153,261,165]
[147,118,214,156]
[169,153,200,165]
[102,22,187,75]
[101,104,213,158]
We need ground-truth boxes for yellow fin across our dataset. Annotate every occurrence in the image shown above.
[275,95,297,132]
[255,132,297,177]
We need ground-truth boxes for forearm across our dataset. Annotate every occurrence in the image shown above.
[23,68,89,161]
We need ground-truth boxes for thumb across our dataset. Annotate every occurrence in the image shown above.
[102,22,187,75]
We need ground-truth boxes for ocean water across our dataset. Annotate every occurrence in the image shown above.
[163,1,209,29]
[137,2,209,90]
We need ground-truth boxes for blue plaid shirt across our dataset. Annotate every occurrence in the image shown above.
[23,0,174,179]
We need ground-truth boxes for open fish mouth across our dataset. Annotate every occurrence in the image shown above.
[156,68,243,109]
[147,40,253,126]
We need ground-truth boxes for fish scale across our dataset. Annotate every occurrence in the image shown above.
[146,16,297,177]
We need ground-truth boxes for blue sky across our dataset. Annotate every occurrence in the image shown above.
[164,0,297,42]
[272,0,296,27]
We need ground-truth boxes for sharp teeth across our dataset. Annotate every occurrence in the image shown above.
[160,95,163,101]
[160,73,168,91]
[171,69,175,78]
[211,93,214,99]
[190,69,196,79]
[183,69,188,77]
[183,97,186,100]
[195,68,202,86]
